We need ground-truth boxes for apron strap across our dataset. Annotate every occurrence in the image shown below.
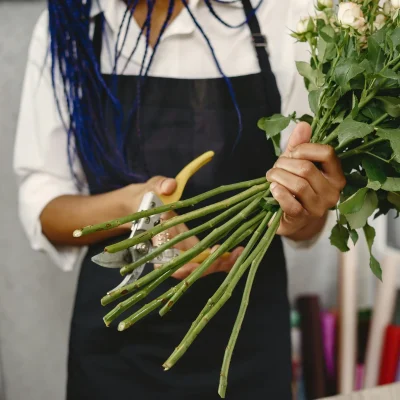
[93,13,104,65]
[241,0,281,114]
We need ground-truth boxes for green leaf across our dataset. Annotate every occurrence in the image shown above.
[376,69,400,89]
[375,96,400,118]
[367,181,382,191]
[345,191,378,230]
[298,114,314,125]
[296,61,325,90]
[339,187,368,214]
[390,27,400,49]
[332,109,346,124]
[270,134,282,157]
[308,90,321,115]
[388,192,400,212]
[368,31,386,73]
[330,223,350,252]
[336,118,374,147]
[319,25,336,43]
[258,114,291,137]
[362,156,387,184]
[323,88,341,109]
[318,36,336,63]
[350,229,359,245]
[363,223,382,281]
[333,59,365,93]
[361,105,385,122]
[376,127,400,163]
[351,93,359,119]
[381,177,400,191]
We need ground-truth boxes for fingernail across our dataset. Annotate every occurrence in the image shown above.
[270,182,277,191]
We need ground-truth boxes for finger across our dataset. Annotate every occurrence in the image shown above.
[289,144,346,189]
[269,182,307,219]
[171,263,200,280]
[147,176,177,196]
[282,122,312,157]
[266,168,319,214]
[273,157,330,196]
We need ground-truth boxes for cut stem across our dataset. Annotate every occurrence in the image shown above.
[119,194,258,276]
[101,194,265,305]
[163,209,283,370]
[105,183,269,254]
[179,211,273,343]
[74,177,267,237]
[116,225,257,330]
[159,211,267,316]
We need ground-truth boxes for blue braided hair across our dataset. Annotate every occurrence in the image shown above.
[47,0,262,191]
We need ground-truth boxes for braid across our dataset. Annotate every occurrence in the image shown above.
[48,0,263,190]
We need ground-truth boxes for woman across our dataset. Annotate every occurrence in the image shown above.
[14,0,345,399]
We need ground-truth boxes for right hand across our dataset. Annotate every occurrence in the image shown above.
[118,176,177,215]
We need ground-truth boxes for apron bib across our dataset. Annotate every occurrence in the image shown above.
[67,2,291,399]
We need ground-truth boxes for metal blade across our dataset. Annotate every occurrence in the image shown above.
[91,249,132,269]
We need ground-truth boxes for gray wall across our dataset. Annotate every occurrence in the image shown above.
[0,3,79,400]
[0,2,346,400]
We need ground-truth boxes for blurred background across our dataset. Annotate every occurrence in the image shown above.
[0,1,398,400]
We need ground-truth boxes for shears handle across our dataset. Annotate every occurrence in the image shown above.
[159,151,215,205]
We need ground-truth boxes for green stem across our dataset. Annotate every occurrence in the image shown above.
[218,242,268,398]
[338,137,386,160]
[163,209,283,370]
[101,194,266,305]
[103,268,173,326]
[158,211,267,316]
[105,183,269,253]
[119,194,258,276]
[73,177,267,237]
[178,211,273,345]
[116,224,258,331]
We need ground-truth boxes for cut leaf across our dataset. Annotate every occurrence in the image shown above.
[338,187,369,215]
[258,114,291,137]
[337,118,374,148]
[363,223,382,281]
[345,191,378,230]
[330,223,350,252]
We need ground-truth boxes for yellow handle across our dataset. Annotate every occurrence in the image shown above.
[159,151,233,263]
[188,249,231,264]
[159,151,215,204]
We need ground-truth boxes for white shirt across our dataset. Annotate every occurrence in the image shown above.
[13,0,316,272]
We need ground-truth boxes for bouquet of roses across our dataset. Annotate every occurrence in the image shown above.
[74,0,400,396]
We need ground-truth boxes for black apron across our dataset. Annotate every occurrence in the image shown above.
[67,2,291,399]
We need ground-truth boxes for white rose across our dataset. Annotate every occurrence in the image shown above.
[383,1,393,15]
[391,0,400,10]
[373,14,386,30]
[296,17,315,34]
[318,0,334,9]
[338,2,366,30]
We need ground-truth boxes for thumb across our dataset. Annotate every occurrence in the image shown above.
[282,122,312,157]
[146,176,177,196]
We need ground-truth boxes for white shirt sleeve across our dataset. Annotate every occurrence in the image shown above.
[13,11,88,271]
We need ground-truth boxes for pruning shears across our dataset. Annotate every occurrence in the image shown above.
[91,151,227,294]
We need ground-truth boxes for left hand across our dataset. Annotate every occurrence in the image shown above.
[266,122,346,240]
